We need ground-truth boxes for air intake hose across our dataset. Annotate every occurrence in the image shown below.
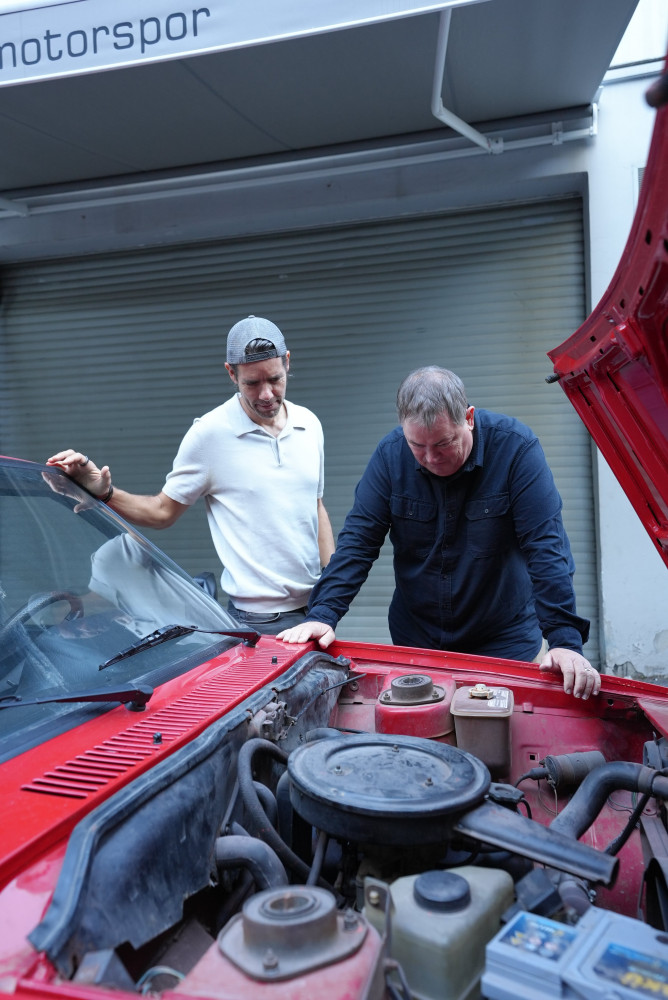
[550,762,668,840]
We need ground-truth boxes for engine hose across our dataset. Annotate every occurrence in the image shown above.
[275,769,294,843]
[215,869,254,930]
[551,762,668,839]
[215,833,288,890]
[253,780,278,826]
[237,738,334,890]
[306,829,329,886]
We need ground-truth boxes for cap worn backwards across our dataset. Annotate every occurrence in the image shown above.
[226,315,287,365]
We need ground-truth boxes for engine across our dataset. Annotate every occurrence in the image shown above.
[28,651,668,1000]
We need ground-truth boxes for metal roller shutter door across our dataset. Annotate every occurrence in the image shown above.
[0,197,597,663]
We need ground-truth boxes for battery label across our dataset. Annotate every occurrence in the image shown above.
[593,942,668,996]
[499,913,577,962]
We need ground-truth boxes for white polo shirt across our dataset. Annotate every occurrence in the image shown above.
[163,395,325,612]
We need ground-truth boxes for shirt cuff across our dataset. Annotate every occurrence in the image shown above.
[545,626,585,654]
[305,606,339,630]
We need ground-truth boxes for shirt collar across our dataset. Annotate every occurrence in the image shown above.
[465,417,484,471]
[232,395,303,437]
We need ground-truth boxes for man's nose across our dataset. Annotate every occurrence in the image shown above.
[259,383,274,399]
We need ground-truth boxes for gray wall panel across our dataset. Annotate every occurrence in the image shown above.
[0,197,596,662]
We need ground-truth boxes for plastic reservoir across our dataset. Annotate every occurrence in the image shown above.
[364,865,514,1000]
[451,684,514,778]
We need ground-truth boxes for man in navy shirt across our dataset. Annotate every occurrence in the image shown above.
[278,366,600,700]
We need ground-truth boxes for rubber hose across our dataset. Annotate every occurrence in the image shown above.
[253,780,278,826]
[306,829,329,886]
[214,834,288,890]
[551,762,662,839]
[237,738,332,889]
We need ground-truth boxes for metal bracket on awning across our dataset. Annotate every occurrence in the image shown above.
[431,9,597,155]
[0,195,30,218]
[431,10,497,152]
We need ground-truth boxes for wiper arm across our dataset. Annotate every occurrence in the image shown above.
[0,684,153,711]
[99,622,261,670]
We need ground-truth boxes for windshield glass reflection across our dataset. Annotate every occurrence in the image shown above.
[0,462,239,749]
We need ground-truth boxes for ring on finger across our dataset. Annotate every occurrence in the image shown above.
[79,455,89,466]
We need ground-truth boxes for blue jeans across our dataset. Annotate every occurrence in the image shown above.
[227,602,308,636]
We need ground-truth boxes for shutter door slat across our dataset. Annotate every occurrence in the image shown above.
[0,196,597,664]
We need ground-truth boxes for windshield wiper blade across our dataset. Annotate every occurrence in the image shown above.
[0,684,153,711]
[99,622,261,670]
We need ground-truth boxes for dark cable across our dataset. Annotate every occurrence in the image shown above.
[605,792,650,856]
[514,766,548,787]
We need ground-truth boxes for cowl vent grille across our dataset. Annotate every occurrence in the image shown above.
[21,653,285,799]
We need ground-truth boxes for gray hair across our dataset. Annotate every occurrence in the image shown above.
[396,367,468,427]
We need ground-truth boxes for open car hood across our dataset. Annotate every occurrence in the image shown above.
[548,74,668,567]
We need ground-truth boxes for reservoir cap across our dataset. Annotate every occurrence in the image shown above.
[414,870,471,912]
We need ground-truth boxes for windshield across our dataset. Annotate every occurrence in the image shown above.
[0,459,240,755]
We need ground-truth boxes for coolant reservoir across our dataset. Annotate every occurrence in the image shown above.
[364,866,514,1000]
[451,684,514,778]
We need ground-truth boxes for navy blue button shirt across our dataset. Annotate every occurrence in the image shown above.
[308,409,590,661]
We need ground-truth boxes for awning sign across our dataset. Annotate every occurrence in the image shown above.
[0,0,484,86]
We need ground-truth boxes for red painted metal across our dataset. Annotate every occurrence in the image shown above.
[0,641,302,887]
[373,669,456,738]
[548,70,668,564]
[0,639,664,998]
[332,646,662,919]
[166,924,385,1000]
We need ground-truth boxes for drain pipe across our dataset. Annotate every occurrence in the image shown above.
[431,10,500,154]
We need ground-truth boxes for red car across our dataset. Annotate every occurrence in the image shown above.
[1,76,668,1000]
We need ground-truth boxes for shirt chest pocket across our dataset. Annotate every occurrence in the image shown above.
[465,494,512,555]
[390,494,438,554]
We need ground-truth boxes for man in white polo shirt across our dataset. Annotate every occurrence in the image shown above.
[47,316,335,634]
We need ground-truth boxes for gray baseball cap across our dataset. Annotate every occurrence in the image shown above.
[226,315,288,365]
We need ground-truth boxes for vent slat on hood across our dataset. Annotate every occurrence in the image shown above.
[20,653,286,799]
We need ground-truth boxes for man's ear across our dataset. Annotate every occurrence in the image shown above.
[284,350,290,373]
[466,405,475,428]
[225,362,237,384]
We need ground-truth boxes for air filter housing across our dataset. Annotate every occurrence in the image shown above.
[287,733,490,846]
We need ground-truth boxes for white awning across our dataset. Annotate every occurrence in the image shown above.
[0,0,487,87]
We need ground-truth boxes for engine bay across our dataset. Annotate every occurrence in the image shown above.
[22,648,668,999]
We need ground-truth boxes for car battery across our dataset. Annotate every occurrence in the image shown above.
[482,907,668,1000]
